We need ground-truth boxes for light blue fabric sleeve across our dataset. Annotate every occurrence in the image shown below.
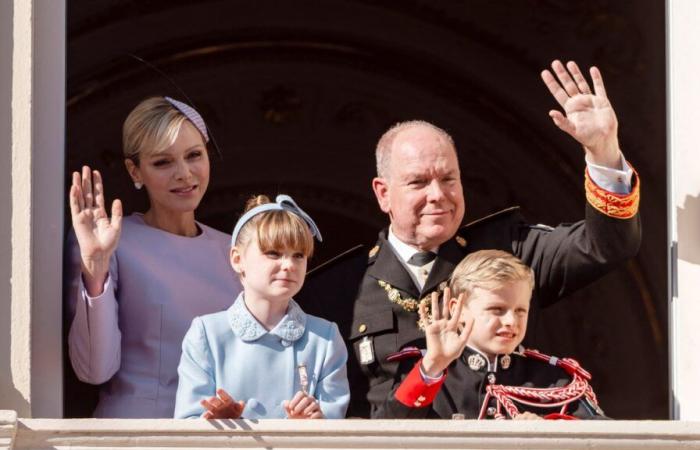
[174,317,216,419]
[315,322,350,419]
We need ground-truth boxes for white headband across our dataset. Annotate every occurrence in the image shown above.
[164,96,210,143]
[231,194,323,247]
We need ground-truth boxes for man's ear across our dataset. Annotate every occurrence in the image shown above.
[230,246,243,275]
[372,177,391,214]
[124,158,141,184]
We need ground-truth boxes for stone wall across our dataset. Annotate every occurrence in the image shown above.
[1,410,700,450]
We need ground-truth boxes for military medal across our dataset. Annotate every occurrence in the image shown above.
[359,336,375,365]
[297,364,309,394]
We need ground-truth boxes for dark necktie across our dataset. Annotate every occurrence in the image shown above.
[407,251,437,267]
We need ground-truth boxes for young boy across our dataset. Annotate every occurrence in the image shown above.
[376,249,605,420]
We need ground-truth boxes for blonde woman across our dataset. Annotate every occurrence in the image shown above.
[66,97,241,418]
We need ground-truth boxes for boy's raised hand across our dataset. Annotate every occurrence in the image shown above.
[283,391,324,419]
[200,388,245,419]
[420,288,474,378]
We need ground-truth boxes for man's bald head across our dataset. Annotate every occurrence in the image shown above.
[375,120,456,179]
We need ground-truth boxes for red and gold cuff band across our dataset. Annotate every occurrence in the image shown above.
[584,165,640,219]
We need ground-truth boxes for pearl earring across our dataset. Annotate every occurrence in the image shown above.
[134,181,143,190]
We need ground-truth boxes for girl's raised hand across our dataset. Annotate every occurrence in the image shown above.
[283,391,324,419]
[200,389,245,419]
[69,166,122,296]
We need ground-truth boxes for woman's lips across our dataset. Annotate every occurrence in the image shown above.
[171,185,197,195]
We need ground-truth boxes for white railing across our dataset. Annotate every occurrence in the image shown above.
[2,410,700,450]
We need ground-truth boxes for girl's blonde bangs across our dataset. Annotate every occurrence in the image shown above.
[255,211,314,257]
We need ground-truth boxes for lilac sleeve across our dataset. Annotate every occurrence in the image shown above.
[66,231,122,384]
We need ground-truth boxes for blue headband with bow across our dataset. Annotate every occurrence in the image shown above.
[231,194,323,247]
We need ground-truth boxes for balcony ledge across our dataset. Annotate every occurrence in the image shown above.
[2,410,700,449]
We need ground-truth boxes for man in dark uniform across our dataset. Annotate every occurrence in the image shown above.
[297,60,641,418]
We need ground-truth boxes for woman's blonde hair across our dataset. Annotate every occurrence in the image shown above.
[234,195,314,257]
[122,97,192,163]
[448,249,534,298]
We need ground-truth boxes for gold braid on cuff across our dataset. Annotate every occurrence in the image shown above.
[584,165,640,219]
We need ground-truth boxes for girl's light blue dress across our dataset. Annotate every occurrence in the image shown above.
[174,293,349,419]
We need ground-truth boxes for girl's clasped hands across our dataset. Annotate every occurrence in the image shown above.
[199,388,323,419]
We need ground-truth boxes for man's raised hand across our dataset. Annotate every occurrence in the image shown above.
[541,60,622,169]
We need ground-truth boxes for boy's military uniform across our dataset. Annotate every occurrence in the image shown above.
[297,171,640,418]
[376,346,606,419]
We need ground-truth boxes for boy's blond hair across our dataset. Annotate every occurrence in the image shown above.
[448,249,534,298]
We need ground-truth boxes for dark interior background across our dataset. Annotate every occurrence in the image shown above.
[65,0,667,419]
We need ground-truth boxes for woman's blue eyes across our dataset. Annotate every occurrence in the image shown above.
[150,151,202,167]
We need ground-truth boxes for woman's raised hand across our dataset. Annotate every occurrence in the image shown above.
[69,166,123,296]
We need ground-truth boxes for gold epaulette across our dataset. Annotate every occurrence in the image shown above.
[584,165,640,219]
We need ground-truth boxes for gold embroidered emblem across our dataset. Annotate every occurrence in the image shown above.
[500,354,511,369]
[368,245,380,258]
[455,236,467,247]
[377,280,447,330]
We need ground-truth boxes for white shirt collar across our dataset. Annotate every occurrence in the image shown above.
[387,226,438,263]
[228,292,306,342]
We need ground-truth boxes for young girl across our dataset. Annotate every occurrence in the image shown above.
[174,194,349,419]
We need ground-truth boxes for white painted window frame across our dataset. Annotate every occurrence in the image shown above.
[4,0,699,421]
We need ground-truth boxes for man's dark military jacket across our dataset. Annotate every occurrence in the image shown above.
[297,202,641,418]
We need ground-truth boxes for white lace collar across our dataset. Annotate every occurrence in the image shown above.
[227,293,307,343]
